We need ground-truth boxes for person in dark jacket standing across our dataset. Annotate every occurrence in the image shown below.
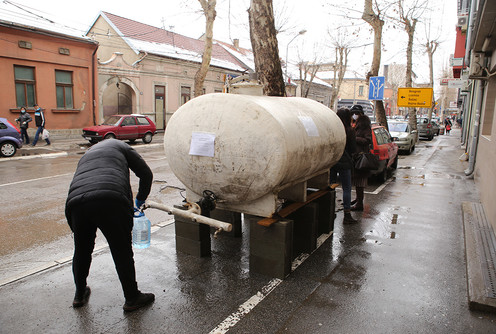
[30,104,50,146]
[15,107,32,144]
[65,139,154,312]
[330,108,358,224]
[351,114,373,211]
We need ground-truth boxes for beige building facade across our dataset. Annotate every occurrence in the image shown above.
[87,12,247,130]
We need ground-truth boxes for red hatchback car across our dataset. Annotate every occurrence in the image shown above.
[82,114,157,144]
[369,125,399,182]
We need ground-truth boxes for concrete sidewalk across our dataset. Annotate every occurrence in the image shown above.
[1,129,496,333]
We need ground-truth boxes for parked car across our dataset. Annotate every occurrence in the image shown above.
[388,121,417,154]
[369,124,399,182]
[0,117,23,157]
[82,114,157,144]
[431,120,441,136]
[416,117,437,140]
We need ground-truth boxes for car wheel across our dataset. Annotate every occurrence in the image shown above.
[428,134,434,141]
[104,133,116,140]
[89,139,98,144]
[142,132,153,144]
[407,144,413,155]
[377,165,388,183]
[0,141,17,157]
[408,144,415,154]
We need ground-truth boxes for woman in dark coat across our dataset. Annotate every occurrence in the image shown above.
[330,108,358,224]
[352,114,373,211]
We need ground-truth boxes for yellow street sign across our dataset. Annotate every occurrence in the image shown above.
[397,88,433,108]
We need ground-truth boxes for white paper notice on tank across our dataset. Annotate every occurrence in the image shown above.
[297,116,319,137]
[189,132,215,157]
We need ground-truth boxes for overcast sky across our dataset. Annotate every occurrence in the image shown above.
[1,0,458,89]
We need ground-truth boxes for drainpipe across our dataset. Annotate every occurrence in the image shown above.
[91,46,98,126]
[465,80,484,176]
[132,52,148,67]
[464,0,478,64]
[460,89,471,147]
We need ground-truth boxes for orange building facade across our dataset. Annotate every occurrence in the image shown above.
[0,21,98,130]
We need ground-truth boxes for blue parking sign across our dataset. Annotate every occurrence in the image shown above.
[368,76,385,100]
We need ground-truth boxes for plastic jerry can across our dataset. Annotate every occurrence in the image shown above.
[132,213,151,248]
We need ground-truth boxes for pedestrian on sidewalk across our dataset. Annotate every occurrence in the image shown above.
[445,117,452,135]
[30,104,50,146]
[330,108,358,224]
[15,106,32,144]
[351,114,373,211]
[65,139,155,312]
[350,105,364,128]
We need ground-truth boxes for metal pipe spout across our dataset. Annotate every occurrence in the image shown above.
[145,200,233,233]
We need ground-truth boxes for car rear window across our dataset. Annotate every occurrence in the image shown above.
[0,122,7,129]
[389,123,407,132]
[374,128,391,145]
[137,117,150,125]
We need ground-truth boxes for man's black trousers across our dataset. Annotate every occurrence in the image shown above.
[70,200,139,301]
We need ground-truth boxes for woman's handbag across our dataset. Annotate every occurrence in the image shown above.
[354,152,379,171]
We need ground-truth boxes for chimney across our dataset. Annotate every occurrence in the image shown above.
[233,39,239,49]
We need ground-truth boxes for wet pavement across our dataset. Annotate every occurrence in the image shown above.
[1,129,496,333]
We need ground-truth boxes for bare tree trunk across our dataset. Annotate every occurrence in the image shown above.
[248,0,285,96]
[426,40,438,120]
[299,62,320,98]
[362,0,387,129]
[397,0,426,133]
[330,46,349,110]
[194,0,216,98]
[405,20,417,133]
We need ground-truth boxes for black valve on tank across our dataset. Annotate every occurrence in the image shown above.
[196,190,217,217]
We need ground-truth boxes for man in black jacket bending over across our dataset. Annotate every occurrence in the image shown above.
[65,139,154,312]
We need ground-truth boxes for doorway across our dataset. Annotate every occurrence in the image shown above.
[155,85,166,130]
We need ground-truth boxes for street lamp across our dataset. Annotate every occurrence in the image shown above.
[285,29,307,79]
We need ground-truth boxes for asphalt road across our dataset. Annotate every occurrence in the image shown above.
[1,129,495,333]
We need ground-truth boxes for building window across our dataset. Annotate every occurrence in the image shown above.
[181,86,191,105]
[358,85,364,96]
[14,66,36,108]
[55,70,74,108]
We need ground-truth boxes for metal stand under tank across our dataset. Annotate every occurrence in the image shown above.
[250,188,335,279]
[172,188,335,279]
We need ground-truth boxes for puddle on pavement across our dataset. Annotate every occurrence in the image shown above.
[364,212,400,244]
[401,172,462,181]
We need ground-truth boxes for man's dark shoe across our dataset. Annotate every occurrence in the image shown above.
[343,213,358,224]
[123,292,155,312]
[73,286,91,308]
